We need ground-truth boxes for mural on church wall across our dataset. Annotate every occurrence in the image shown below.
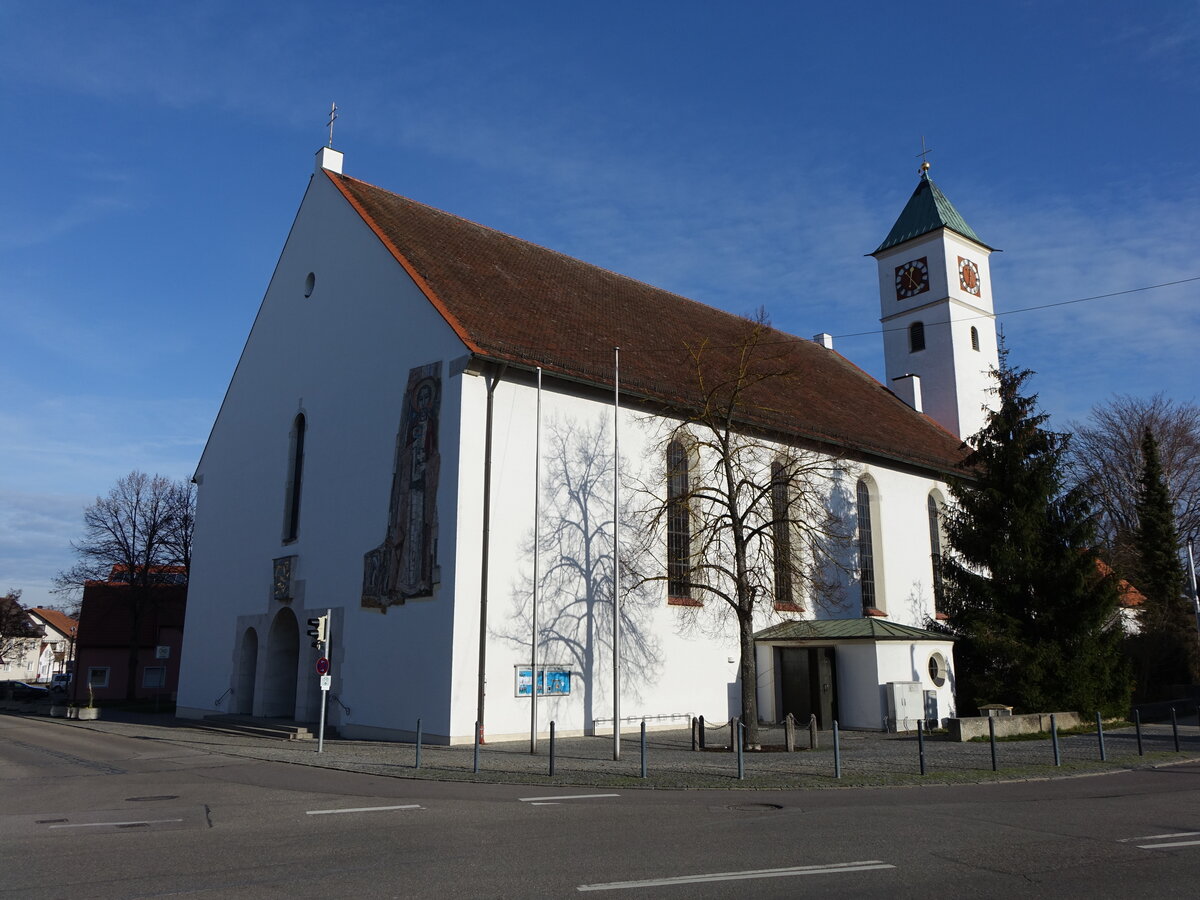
[362,362,441,609]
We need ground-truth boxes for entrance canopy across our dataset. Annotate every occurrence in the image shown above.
[755,618,956,643]
[755,618,957,731]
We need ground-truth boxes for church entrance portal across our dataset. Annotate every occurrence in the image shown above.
[235,627,258,715]
[778,646,838,730]
[262,609,300,718]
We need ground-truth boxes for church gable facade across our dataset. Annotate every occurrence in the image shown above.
[177,149,991,741]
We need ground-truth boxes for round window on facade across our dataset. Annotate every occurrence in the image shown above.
[304,272,316,298]
[928,651,947,687]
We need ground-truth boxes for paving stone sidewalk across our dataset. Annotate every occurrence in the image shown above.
[18,709,1200,791]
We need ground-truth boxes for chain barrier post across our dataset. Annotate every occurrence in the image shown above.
[474,720,481,773]
[1051,714,1060,767]
[989,715,998,772]
[917,719,926,775]
[415,717,422,770]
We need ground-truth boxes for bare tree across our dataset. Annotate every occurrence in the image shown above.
[55,472,195,701]
[1070,393,1200,576]
[628,318,850,747]
[1,589,42,675]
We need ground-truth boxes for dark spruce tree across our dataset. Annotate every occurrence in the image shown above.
[939,350,1130,716]
[1128,428,1199,700]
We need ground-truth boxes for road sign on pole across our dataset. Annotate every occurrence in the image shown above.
[315,657,330,676]
[320,675,332,691]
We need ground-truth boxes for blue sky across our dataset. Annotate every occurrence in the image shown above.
[2,1,1197,609]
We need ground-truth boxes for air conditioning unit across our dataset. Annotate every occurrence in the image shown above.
[885,681,923,732]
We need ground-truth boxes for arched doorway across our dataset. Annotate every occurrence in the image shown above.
[235,627,258,715]
[262,608,300,719]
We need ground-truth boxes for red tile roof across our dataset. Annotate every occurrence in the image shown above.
[328,172,972,476]
[29,607,78,638]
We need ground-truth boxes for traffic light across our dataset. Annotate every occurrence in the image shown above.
[306,614,328,649]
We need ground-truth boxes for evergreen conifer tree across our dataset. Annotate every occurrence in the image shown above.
[1128,428,1199,698]
[939,349,1130,715]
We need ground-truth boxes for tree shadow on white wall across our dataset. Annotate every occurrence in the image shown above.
[498,413,662,732]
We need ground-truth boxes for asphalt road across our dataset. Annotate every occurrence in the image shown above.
[3,714,1200,898]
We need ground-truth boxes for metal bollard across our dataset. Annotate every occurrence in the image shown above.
[699,715,706,749]
[737,721,745,780]
[640,720,647,778]
[1171,707,1180,752]
[1051,714,1060,767]
[833,721,841,779]
[730,717,738,753]
[1096,712,1106,761]
[415,717,422,770]
[989,715,998,772]
[917,719,926,775]
[474,720,481,773]
[785,713,796,752]
[691,716,699,752]
[1135,708,1144,755]
[549,721,556,776]
[809,713,818,750]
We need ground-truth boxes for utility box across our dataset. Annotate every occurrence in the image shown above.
[885,681,924,732]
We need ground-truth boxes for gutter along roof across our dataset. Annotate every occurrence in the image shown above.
[327,171,971,477]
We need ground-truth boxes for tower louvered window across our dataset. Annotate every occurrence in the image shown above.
[909,321,925,353]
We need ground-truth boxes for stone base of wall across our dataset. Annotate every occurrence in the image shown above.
[947,711,1083,742]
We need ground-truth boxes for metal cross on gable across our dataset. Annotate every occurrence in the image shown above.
[917,135,933,172]
[327,102,339,149]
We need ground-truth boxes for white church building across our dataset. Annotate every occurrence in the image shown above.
[176,149,999,742]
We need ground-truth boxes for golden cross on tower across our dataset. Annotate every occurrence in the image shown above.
[327,102,339,149]
[917,135,933,174]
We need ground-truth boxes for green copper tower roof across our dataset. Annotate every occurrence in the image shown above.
[873,168,992,254]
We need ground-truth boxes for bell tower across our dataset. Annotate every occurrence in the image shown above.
[870,163,999,442]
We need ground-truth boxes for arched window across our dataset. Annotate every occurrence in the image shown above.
[666,439,692,602]
[771,461,796,609]
[927,494,944,613]
[283,413,306,542]
[856,479,877,612]
[909,321,925,353]
[970,326,980,351]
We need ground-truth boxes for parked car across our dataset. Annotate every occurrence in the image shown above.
[50,673,72,693]
[0,680,51,701]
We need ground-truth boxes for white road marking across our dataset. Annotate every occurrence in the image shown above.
[576,860,895,891]
[1120,831,1200,842]
[306,804,423,816]
[1138,839,1200,850]
[518,793,620,803]
[49,818,184,829]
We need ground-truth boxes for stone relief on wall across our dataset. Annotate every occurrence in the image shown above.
[362,362,441,609]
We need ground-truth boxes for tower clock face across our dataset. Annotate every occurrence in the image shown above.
[895,257,930,299]
[958,256,981,295]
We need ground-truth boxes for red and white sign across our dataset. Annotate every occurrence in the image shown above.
[315,657,330,676]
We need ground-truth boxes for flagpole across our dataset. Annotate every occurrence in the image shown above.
[531,366,542,753]
[613,347,621,761]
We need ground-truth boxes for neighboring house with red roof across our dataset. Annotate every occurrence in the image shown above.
[1,594,44,682]
[27,607,78,682]
[178,148,1001,740]
[73,567,187,704]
